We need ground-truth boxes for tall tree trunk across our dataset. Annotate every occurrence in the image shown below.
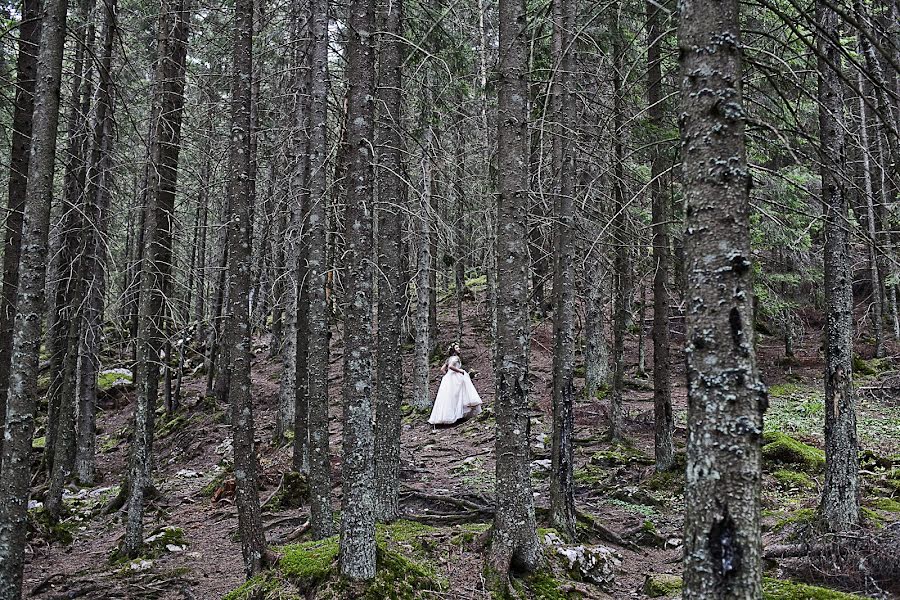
[679,0,766,594]
[817,2,859,532]
[46,0,95,476]
[283,10,312,465]
[123,0,190,557]
[0,0,41,465]
[609,9,629,443]
[76,0,116,483]
[304,0,335,539]
[340,0,377,580]
[0,0,69,591]
[549,0,576,541]
[487,0,542,588]
[226,0,267,574]
[857,57,885,358]
[647,0,674,472]
[374,0,405,524]
[584,245,610,398]
[412,124,433,412]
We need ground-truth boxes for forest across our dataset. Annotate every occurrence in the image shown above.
[0,0,898,596]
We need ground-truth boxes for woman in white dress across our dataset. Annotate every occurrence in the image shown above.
[428,343,483,425]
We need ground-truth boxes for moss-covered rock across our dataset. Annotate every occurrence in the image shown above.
[772,469,814,490]
[524,571,582,599]
[852,355,893,377]
[264,472,310,510]
[629,519,666,548]
[762,577,869,599]
[762,431,825,472]
[156,412,194,438]
[642,575,868,599]
[28,508,76,545]
[32,436,46,450]
[98,368,133,391]
[589,444,653,468]
[643,573,682,597]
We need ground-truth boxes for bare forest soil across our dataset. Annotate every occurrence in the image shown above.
[21,288,900,599]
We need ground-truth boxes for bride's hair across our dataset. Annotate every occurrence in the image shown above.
[447,342,460,357]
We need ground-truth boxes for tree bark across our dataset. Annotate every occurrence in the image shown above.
[123,0,190,557]
[679,0,767,594]
[339,0,377,580]
[0,0,69,592]
[647,0,674,472]
[277,8,311,450]
[304,0,335,540]
[584,245,610,398]
[609,9,629,443]
[374,0,405,524]
[817,2,859,532]
[487,0,542,588]
[0,0,41,466]
[226,0,267,575]
[76,0,116,483]
[549,0,577,541]
[412,122,433,412]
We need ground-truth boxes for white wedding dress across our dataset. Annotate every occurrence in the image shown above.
[428,356,483,425]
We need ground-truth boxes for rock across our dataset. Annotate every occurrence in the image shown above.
[542,532,620,588]
[643,573,682,598]
[129,559,153,572]
[215,438,233,462]
[555,544,620,587]
[531,459,552,472]
[627,520,666,548]
[176,469,201,478]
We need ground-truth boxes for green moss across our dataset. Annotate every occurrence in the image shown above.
[852,355,892,377]
[269,535,445,599]
[762,431,825,472]
[201,468,232,497]
[643,573,683,597]
[643,469,685,493]
[869,497,900,512]
[525,572,581,599]
[143,526,187,556]
[774,508,817,531]
[772,469,814,489]
[37,374,51,393]
[99,434,120,453]
[222,573,300,600]
[361,544,446,599]
[28,508,76,545]
[378,519,438,544]
[264,472,310,510]
[768,382,803,398]
[156,413,193,438]
[574,465,605,487]
[451,522,491,545]
[589,444,653,467]
[643,575,867,599]
[861,507,885,527]
[762,577,869,599]
[279,536,340,583]
[32,436,46,450]
[97,369,133,391]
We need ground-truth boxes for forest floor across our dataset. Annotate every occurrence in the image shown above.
[21,285,900,599]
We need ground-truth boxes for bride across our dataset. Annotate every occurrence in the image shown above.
[429,343,483,425]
